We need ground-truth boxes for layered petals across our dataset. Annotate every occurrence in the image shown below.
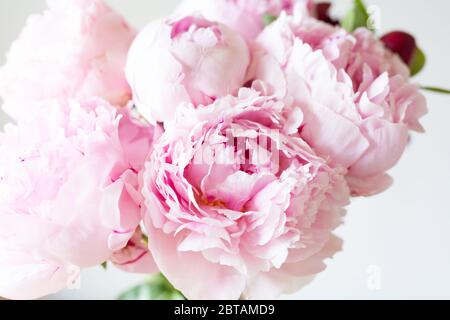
[0,0,136,121]
[126,15,250,124]
[175,0,314,41]
[141,88,350,299]
[250,13,427,195]
[0,99,157,299]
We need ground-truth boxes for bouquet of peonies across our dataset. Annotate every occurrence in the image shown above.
[0,0,446,300]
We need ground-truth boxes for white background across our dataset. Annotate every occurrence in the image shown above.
[0,0,449,300]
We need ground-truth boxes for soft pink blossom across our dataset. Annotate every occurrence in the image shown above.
[141,87,350,299]
[0,99,157,299]
[0,0,135,121]
[250,14,427,195]
[126,15,250,124]
[175,0,313,41]
[348,29,411,89]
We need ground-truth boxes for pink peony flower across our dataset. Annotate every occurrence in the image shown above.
[348,29,411,89]
[126,15,250,124]
[0,0,135,121]
[141,87,350,299]
[250,14,427,196]
[0,99,158,299]
[253,12,409,85]
[175,0,313,41]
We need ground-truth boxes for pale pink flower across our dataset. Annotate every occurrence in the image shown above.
[347,29,411,89]
[0,0,135,121]
[252,12,409,86]
[0,99,158,299]
[141,87,350,300]
[126,15,250,124]
[250,14,427,196]
[175,0,313,41]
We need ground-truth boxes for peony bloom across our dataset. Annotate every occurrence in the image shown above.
[252,12,409,86]
[249,13,427,196]
[175,0,313,41]
[347,29,411,89]
[141,87,350,300]
[126,15,250,125]
[0,0,135,121]
[0,99,158,299]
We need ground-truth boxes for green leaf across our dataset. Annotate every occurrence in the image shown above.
[409,47,426,76]
[101,262,107,270]
[421,86,450,94]
[341,0,370,32]
[262,14,278,26]
[118,274,186,300]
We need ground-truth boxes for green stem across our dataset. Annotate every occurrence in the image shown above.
[421,86,450,94]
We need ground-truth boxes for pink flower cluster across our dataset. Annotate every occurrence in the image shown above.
[249,14,427,195]
[0,0,427,300]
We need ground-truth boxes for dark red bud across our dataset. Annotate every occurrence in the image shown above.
[315,2,339,26]
[380,31,417,65]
